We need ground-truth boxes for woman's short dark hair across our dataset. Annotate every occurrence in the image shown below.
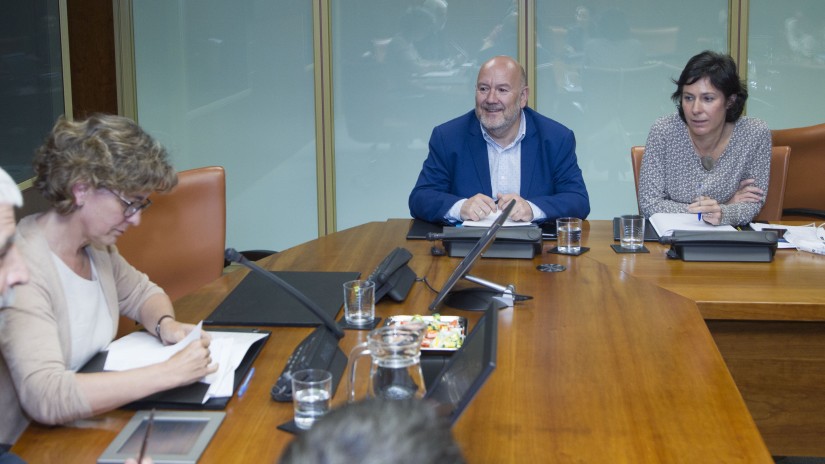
[33,114,177,215]
[671,50,748,123]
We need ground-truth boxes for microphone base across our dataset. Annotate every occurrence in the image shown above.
[443,288,512,311]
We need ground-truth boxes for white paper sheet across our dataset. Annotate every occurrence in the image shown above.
[752,222,825,254]
[462,210,535,228]
[649,213,736,237]
[103,322,268,402]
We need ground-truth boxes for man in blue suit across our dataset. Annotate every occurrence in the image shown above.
[409,55,589,224]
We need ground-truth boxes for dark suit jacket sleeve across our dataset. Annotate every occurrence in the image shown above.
[521,121,590,220]
[408,109,590,222]
[408,112,485,223]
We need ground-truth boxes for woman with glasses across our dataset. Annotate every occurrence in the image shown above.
[0,115,216,444]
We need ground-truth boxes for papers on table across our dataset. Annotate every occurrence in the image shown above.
[104,321,268,403]
[462,210,534,228]
[649,213,736,237]
[750,222,825,253]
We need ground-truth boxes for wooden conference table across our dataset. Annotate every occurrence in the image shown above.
[584,220,825,457]
[18,218,823,462]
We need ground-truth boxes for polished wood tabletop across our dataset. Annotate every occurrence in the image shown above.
[583,220,825,457]
[12,220,775,463]
[583,221,825,321]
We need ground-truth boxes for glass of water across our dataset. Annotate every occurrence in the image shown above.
[556,217,582,254]
[291,369,332,430]
[619,215,645,250]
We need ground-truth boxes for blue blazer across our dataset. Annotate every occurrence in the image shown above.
[408,107,590,223]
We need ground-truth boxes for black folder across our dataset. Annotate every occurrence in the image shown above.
[406,218,443,239]
[205,270,359,326]
[80,328,269,410]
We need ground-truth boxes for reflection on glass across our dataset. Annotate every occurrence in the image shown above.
[535,1,725,220]
[0,0,64,183]
[134,0,317,252]
[332,0,516,231]
[748,0,825,128]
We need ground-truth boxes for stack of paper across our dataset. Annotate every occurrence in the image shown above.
[750,222,825,253]
[104,321,268,403]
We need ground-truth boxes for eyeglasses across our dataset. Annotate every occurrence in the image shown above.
[104,188,152,218]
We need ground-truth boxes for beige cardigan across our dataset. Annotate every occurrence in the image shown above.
[0,215,163,444]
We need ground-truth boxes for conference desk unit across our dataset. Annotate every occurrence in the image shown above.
[12,219,790,463]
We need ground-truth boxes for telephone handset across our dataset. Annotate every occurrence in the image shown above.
[368,247,416,302]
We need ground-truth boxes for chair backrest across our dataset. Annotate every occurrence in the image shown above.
[630,146,644,212]
[116,166,226,302]
[629,146,790,222]
[771,123,825,219]
[754,146,791,222]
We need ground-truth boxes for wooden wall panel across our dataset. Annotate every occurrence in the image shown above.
[67,0,117,118]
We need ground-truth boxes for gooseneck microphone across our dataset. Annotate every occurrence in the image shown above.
[224,248,344,339]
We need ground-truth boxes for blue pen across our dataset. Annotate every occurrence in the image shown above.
[696,183,703,221]
[238,367,255,397]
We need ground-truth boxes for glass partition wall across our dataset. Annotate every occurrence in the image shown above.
[128,1,824,251]
[331,0,516,231]
[0,0,65,184]
[133,0,317,251]
[534,0,726,220]
[747,0,825,129]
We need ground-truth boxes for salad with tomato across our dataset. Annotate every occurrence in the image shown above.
[388,314,466,350]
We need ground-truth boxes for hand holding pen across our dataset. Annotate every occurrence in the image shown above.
[495,193,532,222]
[688,183,723,225]
[460,193,497,221]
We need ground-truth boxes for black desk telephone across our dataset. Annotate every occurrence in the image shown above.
[269,247,416,402]
[368,247,416,302]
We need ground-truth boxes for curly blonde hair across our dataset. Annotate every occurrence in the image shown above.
[33,114,177,215]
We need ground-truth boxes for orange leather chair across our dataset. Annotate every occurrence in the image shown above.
[630,146,644,213]
[629,146,791,222]
[116,166,227,302]
[755,146,790,222]
[771,122,825,220]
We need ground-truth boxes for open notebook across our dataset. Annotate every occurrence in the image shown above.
[649,213,736,237]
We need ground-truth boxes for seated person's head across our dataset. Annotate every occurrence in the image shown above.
[279,398,465,464]
[671,51,747,124]
[33,114,177,216]
[475,56,528,143]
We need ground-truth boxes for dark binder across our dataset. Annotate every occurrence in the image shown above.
[80,328,270,410]
[205,270,359,326]
[407,218,443,240]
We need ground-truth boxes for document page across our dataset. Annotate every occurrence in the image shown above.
[751,222,825,253]
[463,210,534,228]
[104,322,268,401]
[649,213,736,237]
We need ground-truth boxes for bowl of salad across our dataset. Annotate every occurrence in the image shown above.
[384,314,467,352]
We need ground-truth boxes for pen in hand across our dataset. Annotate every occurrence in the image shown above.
[137,408,155,464]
